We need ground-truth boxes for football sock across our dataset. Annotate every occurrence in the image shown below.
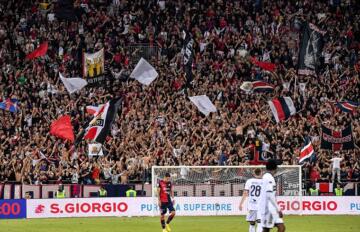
[249,224,255,232]
[256,224,262,232]
[167,214,175,224]
[161,219,165,229]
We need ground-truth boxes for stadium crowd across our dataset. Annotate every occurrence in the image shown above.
[0,0,359,186]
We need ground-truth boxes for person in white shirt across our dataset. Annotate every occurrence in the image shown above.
[330,153,343,183]
[239,168,263,232]
[259,159,285,232]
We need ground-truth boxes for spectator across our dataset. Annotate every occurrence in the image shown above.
[334,183,343,196]
[309,184,319,196]
[0,0,359,187]
[55,184,66,198]
[330,153,343,183]
[98,185,107,197]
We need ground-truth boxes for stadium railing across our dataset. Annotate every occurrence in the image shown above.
[1,181,358,199]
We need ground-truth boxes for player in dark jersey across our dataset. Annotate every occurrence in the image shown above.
[157,173,176,232]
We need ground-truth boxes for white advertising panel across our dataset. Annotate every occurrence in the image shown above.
[26,197,360,218]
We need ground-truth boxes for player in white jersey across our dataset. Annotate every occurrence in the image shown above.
[239,168,263,232]
[259,159,285,232]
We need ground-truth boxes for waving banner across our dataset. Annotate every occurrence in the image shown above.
[76,98,121,145]
[183,30,194,88]
[296,19,326,76]
[189,95,217,116]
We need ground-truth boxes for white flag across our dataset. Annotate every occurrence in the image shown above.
[59,72,87,94]
[130,58,158,86]
[88,143,104,156]
[240,81,253,92]
[299,82,306,92]
[189,95,217,116]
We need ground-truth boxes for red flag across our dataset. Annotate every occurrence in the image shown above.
[250,57,276,72]
[26,42,48,60]
[50,115,75,142]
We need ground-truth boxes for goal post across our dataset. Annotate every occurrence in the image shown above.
[152,165,302,215]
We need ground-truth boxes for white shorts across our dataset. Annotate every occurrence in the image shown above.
[246,210,260,222]
[261,212,284,229]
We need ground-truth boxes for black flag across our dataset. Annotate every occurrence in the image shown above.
[55,0,78,21]
[296,19,326,76]
[75,98,121,146]
[320,125,355,151]
[182,30,194,88]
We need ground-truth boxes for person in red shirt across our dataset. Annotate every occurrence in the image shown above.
[157,173,175,232]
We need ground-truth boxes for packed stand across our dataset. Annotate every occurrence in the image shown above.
[0,0,359,187]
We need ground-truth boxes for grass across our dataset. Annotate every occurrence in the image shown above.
[0,216,359,232]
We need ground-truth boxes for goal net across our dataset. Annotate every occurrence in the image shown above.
[152,165,302,215]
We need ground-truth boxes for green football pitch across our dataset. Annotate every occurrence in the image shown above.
[0,216,359,232]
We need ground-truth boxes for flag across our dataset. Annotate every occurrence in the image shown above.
[77,98,122,145]
[55,0,78,21]
[240,82,253,92]
[335,101,359,113]
[296,19,326,76]
[316,182,333,193]
[299,138,315,165]
[189,95,217,116]
[268,97,296,123]
[83,48,106,85]
[50,115,75,142]
[240,81,274,93]
[252,81,274,92]
[86,105,103,115]
[183,30,194,88]
[88,144,104,156]
[26,42,48,60]
[130,58,158,86]
[0,99,19,113]
[250,57,276,72]
[253,150,270,165]
[321,125,354,151]
[59,73,87,94]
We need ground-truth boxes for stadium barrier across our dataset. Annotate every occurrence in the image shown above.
[1,197,359,219]
[19,196,360,219]
[1,182,358,199]
[0,184,152,199]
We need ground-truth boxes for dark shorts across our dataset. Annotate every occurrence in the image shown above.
[160,202,175,215]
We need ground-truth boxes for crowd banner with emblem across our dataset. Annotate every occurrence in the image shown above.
[320,125,354,151]
[83,48,105,85]
[88,143,104,156]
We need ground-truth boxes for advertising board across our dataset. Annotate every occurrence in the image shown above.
[26,197,360,218]
[0,199,27,219]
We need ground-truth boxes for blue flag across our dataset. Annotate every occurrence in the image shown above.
[0,99,19,113]
[335,100,359,113]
